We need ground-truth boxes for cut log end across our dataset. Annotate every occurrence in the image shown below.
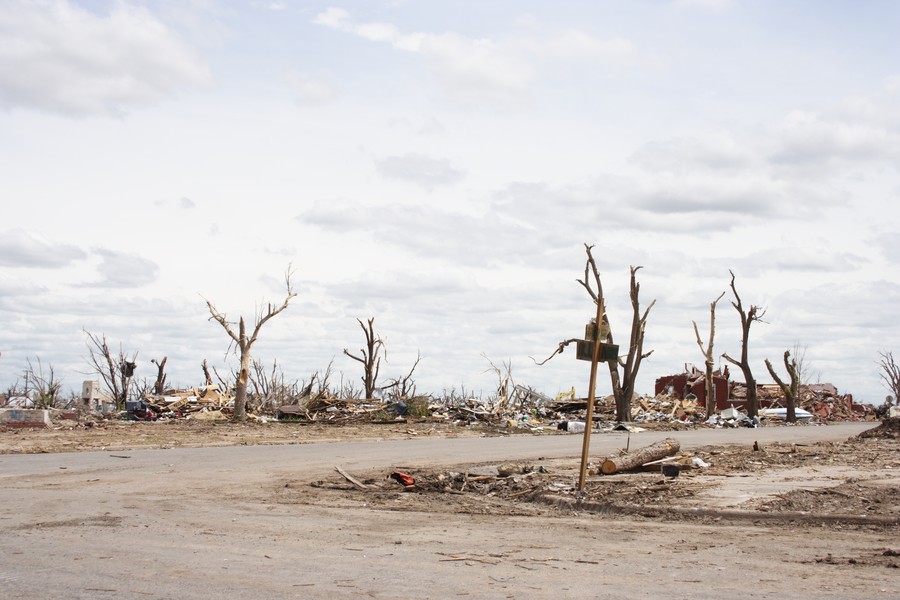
[600,437,681,475]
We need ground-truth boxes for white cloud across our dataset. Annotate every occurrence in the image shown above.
[529,29,637,64]
[374,153,464,189]
[84,249,160,289]
[313,7,638,108]
[0,229,87,268]
[0,0,212,116]
[313,7,350,29]
[874,232,900,265]
[250,1,287,10]
[0,275,47,299]
[771,110,900,166]
[629,134,755,173]
[286,72,338,106]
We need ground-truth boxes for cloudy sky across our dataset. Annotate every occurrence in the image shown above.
[2,0,899,405]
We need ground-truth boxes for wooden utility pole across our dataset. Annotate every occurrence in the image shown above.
[577,296,605,496]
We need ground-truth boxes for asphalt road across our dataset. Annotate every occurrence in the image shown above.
[0,422,874,480]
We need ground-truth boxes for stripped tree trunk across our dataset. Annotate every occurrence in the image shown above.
[722,270,766,418]
[205,267,296,421]
[765,350,800,423]
[693,292,726,418]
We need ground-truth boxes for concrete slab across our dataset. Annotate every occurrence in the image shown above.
[0,408,52,429]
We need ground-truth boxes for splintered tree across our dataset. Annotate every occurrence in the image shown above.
[539,244,655,422]
[721,270,767,418]
[205,267,297,421]
[383,352,422,401]
[22,357,64,408]
[150,357,168,394]
[693,291,726,418]
[878,350,900,406]
[765,350,800,423]
[83,330,137,409]
[343,317,385,400]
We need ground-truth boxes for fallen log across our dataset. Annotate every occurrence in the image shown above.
[601,437,680,475]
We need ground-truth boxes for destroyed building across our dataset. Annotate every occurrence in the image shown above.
[655,366,873,421]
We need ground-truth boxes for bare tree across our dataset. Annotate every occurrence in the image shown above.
[483,354,514,412]
[201,359,214,386]
[692,292,726,418]
[343,318,385,400]
[23,357,64,408]
[204,267,297,421]
[83,329,137,409]
[765,350,800,423]
[383,352,422,401]
[291,359,334,405]
[535,244,655,422]
[878,350,900,406]
[150,357,168,394]
[248,358,311,412]
[789,341,819,386]
[721,270,767,418]
[575,245,655,422]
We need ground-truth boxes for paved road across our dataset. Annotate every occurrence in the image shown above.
[0,422,873,481]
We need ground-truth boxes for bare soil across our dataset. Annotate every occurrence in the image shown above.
[0,418,499,454]
[2,420,898,598]
[277,436,900,530]
[3,418,898,531]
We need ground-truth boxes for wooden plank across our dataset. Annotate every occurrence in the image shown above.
[334,466,368,490]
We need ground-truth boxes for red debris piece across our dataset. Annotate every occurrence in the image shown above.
[388,471,415,487]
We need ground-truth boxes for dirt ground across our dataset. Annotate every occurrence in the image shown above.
[2,419,899,598]
[0,417,494,454]
[5,417,898,531]
[284,426,900,530]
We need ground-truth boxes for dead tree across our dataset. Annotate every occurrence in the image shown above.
[205,267,297,421]
[790,341,818,386]
[534,245,655,422]
[692,291,726,418]
[765,350,800,423]
[576,245,656,422]
[721,270,767,417]
[83,329,137,409]
[201,359,214,386]
[343,318,384,400]
[23,357,64,408]
[383,352,422,401]
[150,357,168,394]
[878,350,900,406]
[483,354,513,412]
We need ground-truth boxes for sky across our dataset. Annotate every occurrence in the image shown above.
[1,0,899,405]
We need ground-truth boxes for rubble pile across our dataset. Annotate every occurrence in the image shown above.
[140,386,233,420]
[631,394,704,423]
[798,384,872,421]
[857,417,900,439]
[431,386,556,430]
[276,396,386,423]
[728,382,873,422]
[111,376,873,428]
[549,393,707,426]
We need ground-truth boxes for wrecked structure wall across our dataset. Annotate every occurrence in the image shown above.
[654,374,730,409]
